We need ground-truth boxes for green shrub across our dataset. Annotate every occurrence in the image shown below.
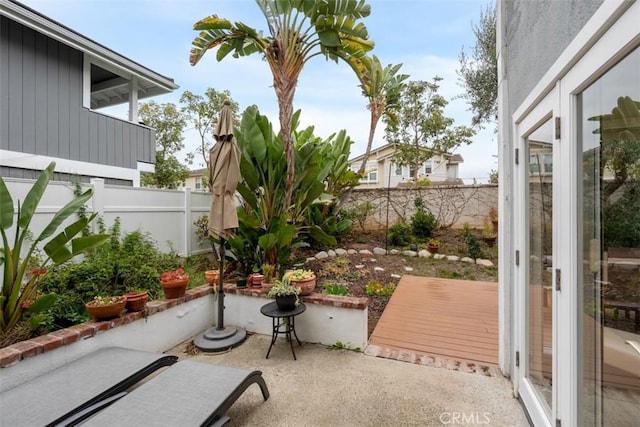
[342,201,376,232]
[323,281,348,296]
[388,222,412,246]
[40,219,177,329]
[465,232,482,260]
[365,280,396,296]
[411,198,438,238]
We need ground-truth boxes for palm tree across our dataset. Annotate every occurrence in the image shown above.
[350,55,408,175]
[189,0,374,210]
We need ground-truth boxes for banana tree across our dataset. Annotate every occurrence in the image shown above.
[232,106,347,271]
[0,162,109,334]
[189,0,374,212]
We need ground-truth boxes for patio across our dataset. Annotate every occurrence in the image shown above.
[167,334,529,426]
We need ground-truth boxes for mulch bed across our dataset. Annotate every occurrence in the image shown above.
[295,229,500,337]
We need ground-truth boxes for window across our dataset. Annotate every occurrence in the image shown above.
[195,180,201,190]
[424,161,432,174]
[360,162,378,183]
[394,164,402,176]
[408,165,415,179]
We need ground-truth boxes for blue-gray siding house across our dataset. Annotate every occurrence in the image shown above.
[0,0,178,185]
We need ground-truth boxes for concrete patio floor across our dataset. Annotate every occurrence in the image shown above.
[167,333,530,426]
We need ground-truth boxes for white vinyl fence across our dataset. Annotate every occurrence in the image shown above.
[3,177,214,257]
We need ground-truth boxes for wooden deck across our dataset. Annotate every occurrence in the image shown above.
[368,276,499,367]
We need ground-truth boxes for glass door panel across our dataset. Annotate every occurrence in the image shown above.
[578,47,640,426]
[526,118,555,411]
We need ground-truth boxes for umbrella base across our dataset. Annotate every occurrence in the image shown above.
[194,325,247,353]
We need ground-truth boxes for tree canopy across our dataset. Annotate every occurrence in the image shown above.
[189,0,375,210]
[384,78,475,184]
[457,3,497,128]
[139,101,190,189]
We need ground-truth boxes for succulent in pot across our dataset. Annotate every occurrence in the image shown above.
[267,278,301,311]
[282,269,316,296]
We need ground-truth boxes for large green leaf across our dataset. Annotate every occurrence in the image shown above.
[26,293,57,314]
[17,162,55,229]
[0,177,14,230]
[36,189,93,242]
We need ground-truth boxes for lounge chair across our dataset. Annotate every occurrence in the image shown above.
[78,359,270,426]
[0,347,178,427]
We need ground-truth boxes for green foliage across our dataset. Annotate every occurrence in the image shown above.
[323,281,348,296]
[139,101,189,189]
[603,182,640,247]
[388,222,412,247]
[384,78,475,184]
[40,220,176,329]
[0,162,109,335]
[342,201,376,232]
[464,232,483,260]
[327,341,361,352]
[457,3,497,127]
[180,88,239,170]
[365,280,396,297]
[410,198,438,238]
[320,257,351,277]
[232,106,354,272]
[190,0,375,211]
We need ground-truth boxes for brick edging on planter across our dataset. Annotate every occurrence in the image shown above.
[0,283,368,368]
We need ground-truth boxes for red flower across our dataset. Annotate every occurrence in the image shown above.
[161,268,188,282]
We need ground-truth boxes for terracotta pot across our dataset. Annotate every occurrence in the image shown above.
[482,236,497,248]
[86,297,126,321]
[161,278,189,299]
[124,291,148,312]
[249,273,264,287]
[205,270,220,286]
[427,244,439,254]
[291,276,316,296]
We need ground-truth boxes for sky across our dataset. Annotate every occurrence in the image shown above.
[21,0,497,183]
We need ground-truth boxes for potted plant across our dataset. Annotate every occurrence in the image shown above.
[205,270,220,286]
[85,295,126,321]
[427,238,440,254]
[282,268,316,296]
[482,218,497,247]
[160,268,189,299]
[123,289,149,312]
[267,278,300,311]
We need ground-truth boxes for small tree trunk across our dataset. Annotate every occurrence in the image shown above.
[274,78,297,215]
[358,109,380,175]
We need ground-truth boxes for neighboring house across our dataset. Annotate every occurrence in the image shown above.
[348,144,464,188]
[183,168,209,192]
[498,1,639,426]
[0,0,178,186]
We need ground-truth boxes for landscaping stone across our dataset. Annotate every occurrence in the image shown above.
[373,247,387,255]
[370,258,377,263]
[461,257,475,263]
[391,274,402,279]
[389,249,400,255]
[374,267,385,272]
[315,251,329,260]
[434,254,446,260]
[355,264,365,269]
[335,248,347,256]
[402,250,417,257]
[347,249,358,255]
[418,250,431,258]
[446,255,460,262]
[476,259,495,267]
[328,249,336,257]
[404,267,414,272]
[359,249,373,255]
[307,257,316,263]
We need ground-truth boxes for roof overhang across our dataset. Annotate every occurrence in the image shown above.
[1,0,179,108]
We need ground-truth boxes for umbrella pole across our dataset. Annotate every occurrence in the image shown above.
[195,235,246,352]
[217,237,225,330]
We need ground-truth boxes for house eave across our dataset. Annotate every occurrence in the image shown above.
[1,0,179,94]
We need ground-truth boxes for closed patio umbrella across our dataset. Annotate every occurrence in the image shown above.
[195,100,246,352]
